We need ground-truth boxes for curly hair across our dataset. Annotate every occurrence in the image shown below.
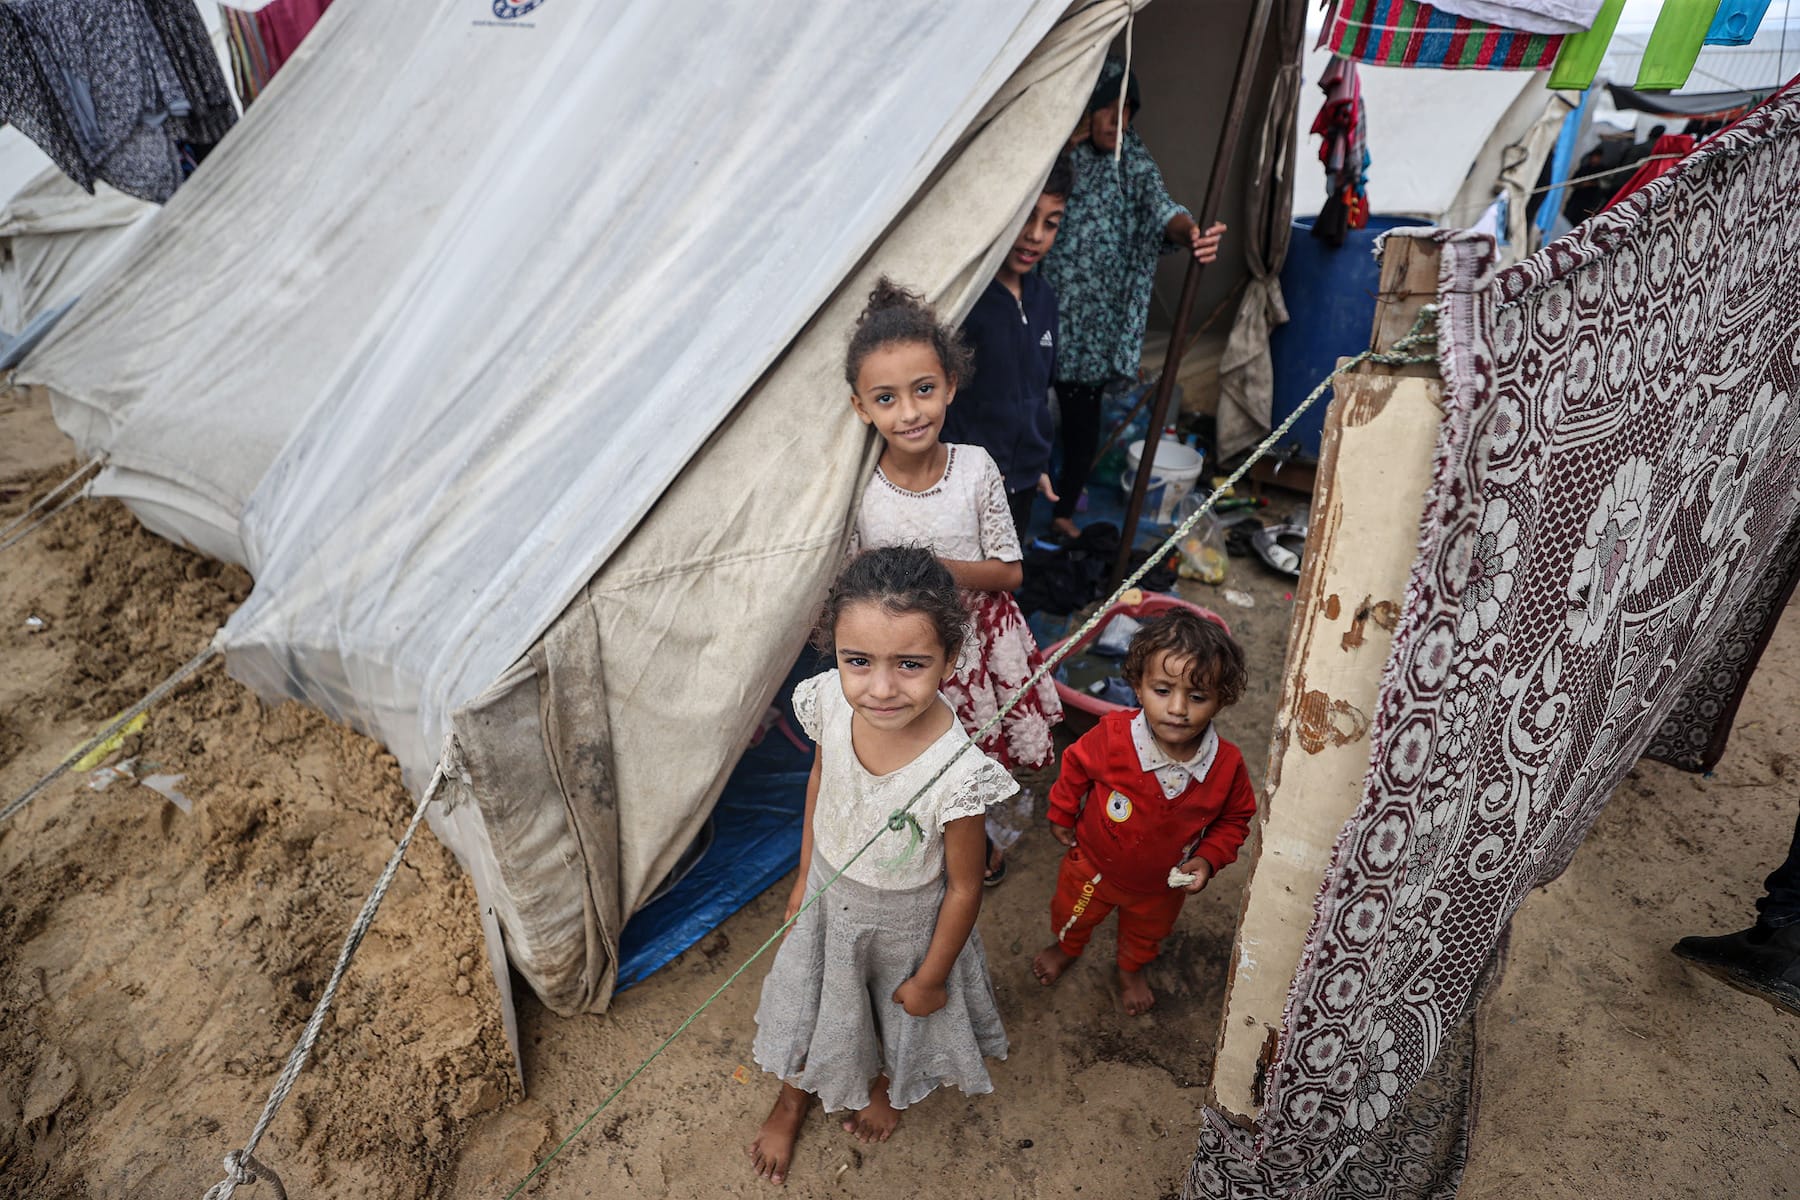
[1123,610,1247,708]
[843,277,973,390]
[812,544,968,665]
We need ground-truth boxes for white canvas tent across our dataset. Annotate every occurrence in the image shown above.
[27,0,1255,1026]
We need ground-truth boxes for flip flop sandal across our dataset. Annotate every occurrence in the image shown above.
[1251,523,1306,577]
[983,858,1008,887]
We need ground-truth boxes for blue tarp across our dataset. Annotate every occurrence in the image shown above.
[614,660,815,991]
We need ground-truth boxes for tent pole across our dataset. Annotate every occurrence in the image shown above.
[1112,0,1280,586]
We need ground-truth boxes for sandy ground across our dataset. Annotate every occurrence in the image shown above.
[2,383,1796,1199]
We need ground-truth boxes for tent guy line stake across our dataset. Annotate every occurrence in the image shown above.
[1,644,221,826]
[0,452,103,544]
[501,308,1442,1200]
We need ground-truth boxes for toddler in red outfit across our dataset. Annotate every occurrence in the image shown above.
[1031,610,1256,1015]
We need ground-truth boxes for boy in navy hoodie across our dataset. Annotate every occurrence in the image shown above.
[942,152,1073,540]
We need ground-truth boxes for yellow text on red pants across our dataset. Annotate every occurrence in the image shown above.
[1048,841,1187,971]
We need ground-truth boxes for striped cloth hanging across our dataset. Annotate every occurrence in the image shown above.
[1321,0,1565,69]
[222,4,274,108]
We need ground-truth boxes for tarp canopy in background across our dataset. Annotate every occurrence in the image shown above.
[26,0,1299,1024]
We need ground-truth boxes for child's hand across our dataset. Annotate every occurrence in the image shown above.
[1036,473,1060,503]
[1187,220,1227,264]
[783,880,806,930]
[893,976,948,1017]
[1177,857,1214,894]
[1049,823,1076,848]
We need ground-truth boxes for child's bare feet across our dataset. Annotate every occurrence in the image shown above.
[1119,966,1155,1015]
[749,1084,809,1185]
[1032,943,1077,985]
[841,1075,901,1143]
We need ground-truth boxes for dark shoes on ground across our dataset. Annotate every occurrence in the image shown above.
[1672,922,1800,1017]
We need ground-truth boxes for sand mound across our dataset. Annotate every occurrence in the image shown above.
[1,486,520,1198]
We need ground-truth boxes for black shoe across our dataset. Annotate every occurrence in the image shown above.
[1672,922,1800,1017]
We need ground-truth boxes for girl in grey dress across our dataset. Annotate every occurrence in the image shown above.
[748,546,1015,1185]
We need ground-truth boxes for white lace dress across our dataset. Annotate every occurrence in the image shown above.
[751,670,1015,1112]
[849,443,1064,771]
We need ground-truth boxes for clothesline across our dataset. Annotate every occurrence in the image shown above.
[1435,152,1686,226]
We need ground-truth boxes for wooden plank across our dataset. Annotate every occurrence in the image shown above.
[1207,235,1445,1123]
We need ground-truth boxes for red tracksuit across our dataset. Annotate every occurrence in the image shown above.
[1046,710,1256,970]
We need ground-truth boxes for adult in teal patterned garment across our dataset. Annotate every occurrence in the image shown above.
[1040,63,1224,540]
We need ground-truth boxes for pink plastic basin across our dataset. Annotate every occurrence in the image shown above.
[1046,592,1231,720]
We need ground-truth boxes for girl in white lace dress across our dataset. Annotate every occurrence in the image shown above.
[747,547,1016,1186]
[841,281,1064,872]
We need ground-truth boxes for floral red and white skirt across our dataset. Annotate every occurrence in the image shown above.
[944,588,1063,772]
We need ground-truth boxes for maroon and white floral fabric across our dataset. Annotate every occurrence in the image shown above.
[1188,83,1800,1197]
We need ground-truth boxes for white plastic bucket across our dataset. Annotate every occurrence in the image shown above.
[1121,438,1205,524]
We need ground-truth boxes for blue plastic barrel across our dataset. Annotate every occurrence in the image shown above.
[1268,214,1417,461]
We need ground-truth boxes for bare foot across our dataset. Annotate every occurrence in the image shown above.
[1032,943,1078,986]
[1119,966,1156,1016]
[985,838,1006,885]
[841,1075,901,1143]
[748,1084,809,1185]
[1051,516,1081,540]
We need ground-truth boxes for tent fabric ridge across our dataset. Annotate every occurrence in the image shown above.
[590,529,851,594]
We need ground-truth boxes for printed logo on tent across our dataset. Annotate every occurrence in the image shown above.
[492,0,544,17]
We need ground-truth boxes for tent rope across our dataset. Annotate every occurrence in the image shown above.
[501,306,1441,1199]
[202,736,465,1200]
[1,644,221,826]
[0,453,102,543]
[0,488,86,556]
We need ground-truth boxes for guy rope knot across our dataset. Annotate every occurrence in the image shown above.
[878,809,925,869]
[201,1149,287,1200]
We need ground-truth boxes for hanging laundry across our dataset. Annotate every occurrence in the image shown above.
[0,7,96,191]
[1309,54,1369,248]
[141,0,238,146]
[1705,0,1773,46]
[1426,0,1606,34]
[10,0,193,203]
[0,0,235,204]
[1547,0,1625,89]
[1320,0,1566,69]
[222,4,274,106]
[1602,132,1697,209]
[220,0,333,108]
[1635,0,1718,91]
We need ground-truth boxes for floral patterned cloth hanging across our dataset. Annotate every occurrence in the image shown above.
[1185,83,1800,1198]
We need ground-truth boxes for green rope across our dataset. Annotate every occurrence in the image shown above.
[501,308,1441,1199]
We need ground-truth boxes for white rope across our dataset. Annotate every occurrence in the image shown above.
[0,453,102,543]
[1,645,221,826]
[0,487,85,556]
[202,735,463,1200]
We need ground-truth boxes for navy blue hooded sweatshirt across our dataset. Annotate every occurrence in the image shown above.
[943,273,1058,493]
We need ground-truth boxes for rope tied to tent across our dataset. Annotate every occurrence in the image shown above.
[1,643,222,826]
[0,452,103,546]
[201,735,465,1200]
[502,306,1442,1199]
